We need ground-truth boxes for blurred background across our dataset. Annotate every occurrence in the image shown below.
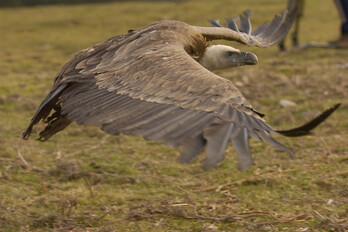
[0,0,186,7]
[0,0,347,231]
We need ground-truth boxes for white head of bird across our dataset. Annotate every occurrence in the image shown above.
[198,45,258,71]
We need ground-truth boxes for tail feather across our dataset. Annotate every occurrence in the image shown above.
[277,103,341,137]
[22,83,69,140]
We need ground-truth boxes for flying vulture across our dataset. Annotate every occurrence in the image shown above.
[22,9,340,170]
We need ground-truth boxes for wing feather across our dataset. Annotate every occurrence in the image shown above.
[207,19,223,28]
[225,18,240,32]
[26,20,297,170]
[196,7,297,47]
[239,10,252,34]
[203,122,234,169]
[230,127,254,171]
[178,136,205,164]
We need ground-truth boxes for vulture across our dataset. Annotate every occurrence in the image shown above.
[23,8,340,170]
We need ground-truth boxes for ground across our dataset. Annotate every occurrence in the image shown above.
[0,0,347,231]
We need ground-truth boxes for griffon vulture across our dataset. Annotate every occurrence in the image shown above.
[22,9,340,170]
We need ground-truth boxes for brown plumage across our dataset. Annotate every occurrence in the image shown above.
[23,8,338,170]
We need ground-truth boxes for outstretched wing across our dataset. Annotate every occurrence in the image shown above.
[23,20,293,170]
[193,7,297,47]
[56,21,255,121]
[23,20,297,170]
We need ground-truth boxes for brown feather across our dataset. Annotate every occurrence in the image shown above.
[24,17,326,170]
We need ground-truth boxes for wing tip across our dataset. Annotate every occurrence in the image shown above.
[22,127,32,140]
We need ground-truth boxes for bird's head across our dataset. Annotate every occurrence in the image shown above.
[198,44,258,71]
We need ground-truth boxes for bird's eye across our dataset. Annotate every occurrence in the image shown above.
[227,51,234,56]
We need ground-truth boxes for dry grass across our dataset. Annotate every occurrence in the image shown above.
[0,0,347,231]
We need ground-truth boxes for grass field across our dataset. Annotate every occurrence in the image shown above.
[0,0,347,231]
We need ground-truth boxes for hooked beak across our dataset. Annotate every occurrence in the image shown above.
[240,51,258,65]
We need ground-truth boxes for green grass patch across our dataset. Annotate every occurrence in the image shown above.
[0,0,347,231]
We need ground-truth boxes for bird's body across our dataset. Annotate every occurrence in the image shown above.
[23,10,339,170]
